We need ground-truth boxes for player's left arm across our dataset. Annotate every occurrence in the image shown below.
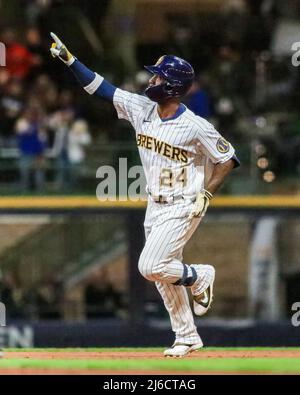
[205,158,236,195]
[189,159,236,219]
[189,123,240,219]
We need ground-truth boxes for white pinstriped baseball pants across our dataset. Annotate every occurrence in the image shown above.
[138,198,211,345]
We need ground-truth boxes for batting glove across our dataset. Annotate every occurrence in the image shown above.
[188,190,213,220]
[50,32,75,66]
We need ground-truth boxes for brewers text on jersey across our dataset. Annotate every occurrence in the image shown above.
[136,133,188,164]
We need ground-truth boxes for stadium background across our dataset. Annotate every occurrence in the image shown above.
[0,0,300,348]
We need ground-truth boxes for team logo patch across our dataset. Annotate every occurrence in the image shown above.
[217,137,230,153]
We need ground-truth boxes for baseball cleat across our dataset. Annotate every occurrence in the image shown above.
[164,342,203,358]
[191,265,215,316]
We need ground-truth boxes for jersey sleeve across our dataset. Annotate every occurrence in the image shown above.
[196,118,239,166]
[113,88,151,125]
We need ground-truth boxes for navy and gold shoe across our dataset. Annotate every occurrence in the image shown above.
[191,265,215,316]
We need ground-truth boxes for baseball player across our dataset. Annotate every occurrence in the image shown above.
[50,33,240,357]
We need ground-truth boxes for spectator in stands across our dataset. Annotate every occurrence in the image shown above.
[15,106,48,192]
[35,276,62,319]
[49,109,91,190]
[68,119,91,184]
[58,89,77,111]
[0,80,24,146]
[184,78,213,119]
[48,108,74,190]
[0,272,25,319]
[28,74,58,113]
[84,268,124,319]
[25,26,47,81]
[0,28,39,83]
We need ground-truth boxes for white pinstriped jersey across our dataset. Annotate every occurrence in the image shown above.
[113,88,236,198]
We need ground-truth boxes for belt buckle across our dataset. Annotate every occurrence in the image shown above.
[150,194,170,204]
[158,195,166,203]
[158,195,179,204]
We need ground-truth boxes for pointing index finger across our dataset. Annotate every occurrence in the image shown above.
[50,32,62,48]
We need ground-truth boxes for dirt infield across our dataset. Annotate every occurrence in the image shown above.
[6,349,300,360]
[1,349,300,375]
[0,368,224,375]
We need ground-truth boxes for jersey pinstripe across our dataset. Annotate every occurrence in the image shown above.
[113,87,233,346]
[113,88,236,198]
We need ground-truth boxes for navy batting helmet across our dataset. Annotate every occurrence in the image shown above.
[144,55,195,102]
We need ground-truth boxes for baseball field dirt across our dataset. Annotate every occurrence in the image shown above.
[0,348,300,375]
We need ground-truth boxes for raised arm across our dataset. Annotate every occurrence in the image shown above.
[50,32,116,101]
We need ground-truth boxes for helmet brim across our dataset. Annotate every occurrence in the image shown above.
[144,65,170,81]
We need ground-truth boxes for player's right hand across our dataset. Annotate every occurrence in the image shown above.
[50,32,75,65]
[188,190,212,220]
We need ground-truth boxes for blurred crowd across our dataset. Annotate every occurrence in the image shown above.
[0,268,126,320]
[1,0,300,194]
[0,27,91,192]
[132,0,300,184]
